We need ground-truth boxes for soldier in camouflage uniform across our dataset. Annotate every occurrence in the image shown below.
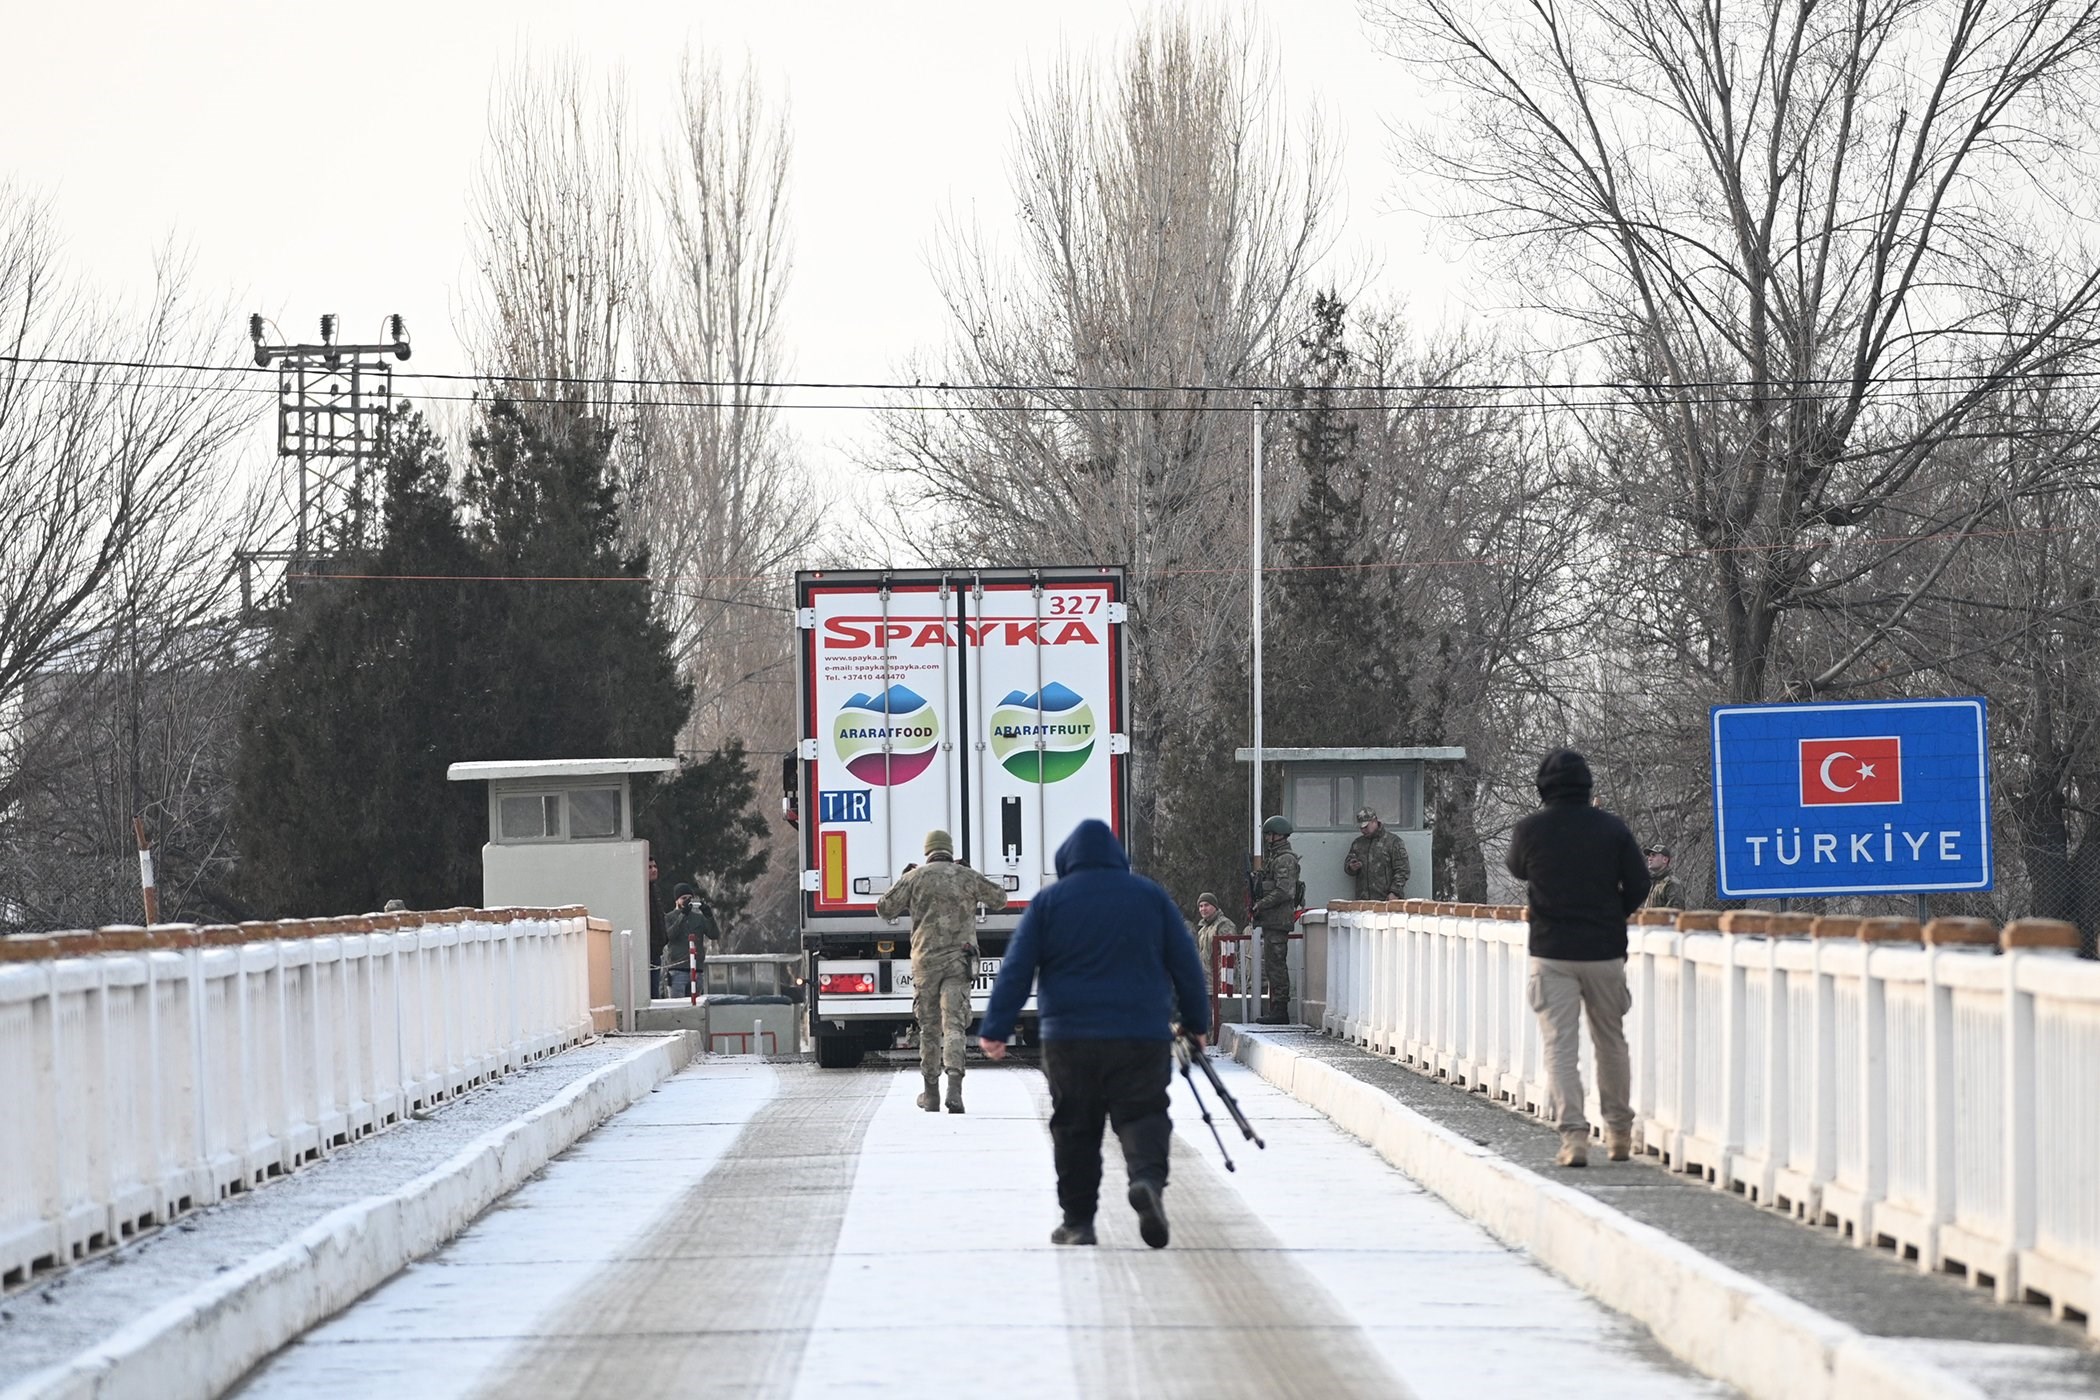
[1251,815,1300,1024]
[877,828,1008,1113]
[1344,806,1411,901]
[1190,891,1235,986]
[1642,845,1680,909]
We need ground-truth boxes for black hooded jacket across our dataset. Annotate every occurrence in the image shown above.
[1504,748,1651,960]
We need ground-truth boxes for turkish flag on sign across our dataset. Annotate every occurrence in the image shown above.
[1800,736,1903,806]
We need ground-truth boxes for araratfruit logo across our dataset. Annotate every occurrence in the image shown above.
[989,682,1096,783]
[834,685,940,785]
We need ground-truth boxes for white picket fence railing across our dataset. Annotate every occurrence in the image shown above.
[1322,899,2100,1336]
[0,907,600,1292]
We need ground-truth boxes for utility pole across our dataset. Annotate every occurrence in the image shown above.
[235,313,412,614]
[1249,399,1266,1016]
[1251,398,1265,853]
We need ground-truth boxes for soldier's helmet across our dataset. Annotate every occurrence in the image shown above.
[1262,814,1293,839]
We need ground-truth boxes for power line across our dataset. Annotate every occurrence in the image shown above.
[6,349,2100,404]
[6,365,2094,421]
[286,519,2095,593]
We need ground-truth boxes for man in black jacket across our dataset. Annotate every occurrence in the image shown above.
[1504,748,1650,1168]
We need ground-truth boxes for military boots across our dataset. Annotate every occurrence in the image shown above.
[945,1070,965,1114]
[917,1072,940,1112]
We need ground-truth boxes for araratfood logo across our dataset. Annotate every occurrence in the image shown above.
[990,682,1096,784]
[834,685,940,785]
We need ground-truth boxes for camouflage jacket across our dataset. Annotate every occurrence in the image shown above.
[1346,828,1411,901]
[1251,843,1301,931]
[876,856,1009,974]
[1643,874,1680,909]
[1192,911,1237,975]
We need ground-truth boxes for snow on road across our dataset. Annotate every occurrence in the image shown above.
[233,1054,1730,1399]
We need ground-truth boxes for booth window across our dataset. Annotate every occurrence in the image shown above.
[1290,774,1339,829]
[500,793,562,840]
[496,788,622,841]
[1286,769,1422,831]
[568,787,622,839]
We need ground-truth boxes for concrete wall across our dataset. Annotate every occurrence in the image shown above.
[484,841,649,1016]
[1294,830,1431,909]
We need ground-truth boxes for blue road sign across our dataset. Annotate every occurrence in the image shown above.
[1710,698,1991,898]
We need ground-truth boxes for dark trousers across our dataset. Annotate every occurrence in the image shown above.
[1042,1038,1173,1225]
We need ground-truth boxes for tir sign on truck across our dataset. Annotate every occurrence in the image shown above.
[1710,698,1992,900]
[793,568,1130,1068]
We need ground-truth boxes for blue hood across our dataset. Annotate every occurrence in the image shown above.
[1055,819,1129,877]
[980,818,1209,1044]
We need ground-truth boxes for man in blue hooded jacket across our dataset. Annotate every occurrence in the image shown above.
[979,819,1210,1249]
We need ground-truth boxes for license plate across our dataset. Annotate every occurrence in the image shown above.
[893,957,1001,994]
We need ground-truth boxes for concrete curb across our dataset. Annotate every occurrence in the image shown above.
[1224,1028,1986,1400]
[3,1034,696,1400]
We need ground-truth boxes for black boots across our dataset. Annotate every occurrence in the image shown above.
[1128,1179,1170,1249]
[1050,1219,1097,1246]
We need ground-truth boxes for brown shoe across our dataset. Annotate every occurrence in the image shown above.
[1606,1128,1633,1162]
[945,1071,965,1114]
[917,1075,939,1112]
[1556,1132,1588,1168]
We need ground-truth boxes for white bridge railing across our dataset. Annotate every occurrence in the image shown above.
[0,907,604,1293]
[1322,899,2100,1336]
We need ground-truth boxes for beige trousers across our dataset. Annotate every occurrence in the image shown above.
[1526,956,1633,1138]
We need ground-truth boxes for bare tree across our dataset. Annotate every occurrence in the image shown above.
[1373,0,2100,704]
[464,51,642,419]
[879,9,1335,866]
[641,50,817,744]
[639,50,820,946]
[3,619,252,931]
[462,51,816,945]
[0,184,262,929]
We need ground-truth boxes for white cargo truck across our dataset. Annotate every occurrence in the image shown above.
[793,567,1130,1067]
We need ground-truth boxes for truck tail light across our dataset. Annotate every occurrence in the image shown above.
[818,972,875,995]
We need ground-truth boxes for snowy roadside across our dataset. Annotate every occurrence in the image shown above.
[0,1035,684,1393]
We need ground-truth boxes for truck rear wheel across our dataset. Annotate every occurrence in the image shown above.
[814,1032,865,1069]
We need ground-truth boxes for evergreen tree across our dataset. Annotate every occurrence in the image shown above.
[233,398,762,919]
[459,399,691,762]
[634,739,770,932]
[1268,292,1422,749]
[235,408,491,913]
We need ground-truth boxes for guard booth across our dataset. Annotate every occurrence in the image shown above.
[1234,746,1466,1024]
[447,757,675,1028]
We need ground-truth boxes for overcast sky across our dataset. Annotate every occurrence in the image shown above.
[2,0,1463,482]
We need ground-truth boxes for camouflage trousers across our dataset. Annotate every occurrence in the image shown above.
[915,958,974,1077]
[1261,928,1292,1012]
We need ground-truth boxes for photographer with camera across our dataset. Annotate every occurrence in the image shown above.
[662,882,720,998]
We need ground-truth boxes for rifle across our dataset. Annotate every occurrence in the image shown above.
[1172,1031,1265,1170]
